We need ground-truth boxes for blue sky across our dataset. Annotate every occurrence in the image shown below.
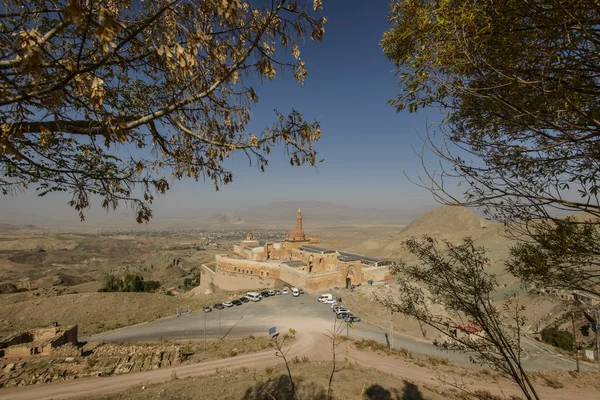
[1,1,451,224]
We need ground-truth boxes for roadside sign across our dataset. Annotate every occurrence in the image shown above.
[347,323,356,329]
[268,326,276,335]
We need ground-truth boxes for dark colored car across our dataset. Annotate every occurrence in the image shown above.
[232,299,243,306]
[299,289,305,294]
[239,296,249,303]
[213,303,225,310]
[261,291,270,298]
[344,315,361,323]
[202,306,212,313]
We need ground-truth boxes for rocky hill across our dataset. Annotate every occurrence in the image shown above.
[209,212,245,225]
[400,205,489,236]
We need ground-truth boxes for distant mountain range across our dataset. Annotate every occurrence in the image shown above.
[0,201,434,229]
[237,200,434,226]
[0,223,41,231]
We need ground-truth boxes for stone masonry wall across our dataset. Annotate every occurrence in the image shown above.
[361,267,394,283]
[212,269,282,292]
[216,255,282,280]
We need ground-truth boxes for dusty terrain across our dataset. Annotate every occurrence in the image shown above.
[3,328,599,400]
[0,291,237,336]
[0,335,278,388]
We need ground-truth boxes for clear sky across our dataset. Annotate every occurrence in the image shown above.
[1,1,450,224]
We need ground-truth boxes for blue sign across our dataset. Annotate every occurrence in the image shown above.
[268,326,276,335]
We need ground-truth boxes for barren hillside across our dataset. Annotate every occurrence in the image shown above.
[400,205,489,235]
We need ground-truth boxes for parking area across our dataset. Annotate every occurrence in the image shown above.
[87,291,346,342]
[85,290,473,364]
[84,290,589,371]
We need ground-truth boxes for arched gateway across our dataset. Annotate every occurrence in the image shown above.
[344,264,362,288]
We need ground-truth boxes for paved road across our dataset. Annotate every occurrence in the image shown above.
[86,291,592,371]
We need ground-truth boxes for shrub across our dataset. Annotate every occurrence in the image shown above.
[542,376,564,389]
[143,280,161,292]
[472,390,503,400]
[99,274,161,293]
[183,277,200,291]
[541,327,573,351]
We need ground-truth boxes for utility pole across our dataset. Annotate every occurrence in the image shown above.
[219,309,222,338]
[204,311,207,360]
[571,311,579,372]
[596,310,600,363]
[390,311,394,350]
[346,322,349,339]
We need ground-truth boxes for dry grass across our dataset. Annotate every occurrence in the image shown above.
[353,338,414,359]
[0,291,232,336]
[351,338,450,369]
[84,361,449,400]
[179,335,287,361]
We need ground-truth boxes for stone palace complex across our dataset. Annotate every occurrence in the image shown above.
[198,209,393,293]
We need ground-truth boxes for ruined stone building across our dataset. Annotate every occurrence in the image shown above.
[199,209,393,293]
[0,325,78,358]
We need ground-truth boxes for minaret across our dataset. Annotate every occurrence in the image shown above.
[297,208,303,230]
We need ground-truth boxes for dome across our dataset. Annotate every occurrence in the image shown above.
[287,226,305,239]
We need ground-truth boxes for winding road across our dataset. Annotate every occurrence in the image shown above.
[1,292,596,399]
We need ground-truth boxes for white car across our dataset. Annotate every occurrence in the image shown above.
[282,288,289,295]
[318,294,333,302]
[268,290,275,296]
[335,308,349,315]
[330,302,340,309]
[324,299,336,304]
[223,301,233,307]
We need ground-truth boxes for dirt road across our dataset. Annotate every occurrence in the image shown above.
[0,317,595,400]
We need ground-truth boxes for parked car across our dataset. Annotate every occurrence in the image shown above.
[335,307,349,315]
[319,294,333,302]
[344,315,361,323]
[202,306,212,313]
[239,296,250,303]
[246,292,261,302]
[214,303,225,310]
[282,288,289,295]
[275,289,282,295]
[268,290,276,296]
[291,287,300,297]
[261,291,270,298]
[331,303,341,310]
[337,312,350,319]
[232,299,243,306]
[324,298,336,304]
[223,301,233,307]
[299,289,305,294]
